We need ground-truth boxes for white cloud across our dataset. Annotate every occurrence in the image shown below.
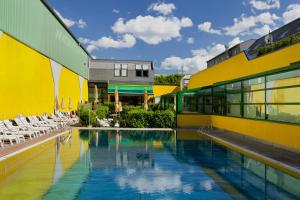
[253,24,271,35]
[198,21,221,35]
[77,19,87,29]
[78,37,91,45]
[249,0,280,10]
[161,43,225,74]
[282,4,300,24]
[187,37,194,44]
[54,9,87,29]
[223,12,279,36]
[112,15,193,45]
[112,9,120,14]
[228,37,243,48]
[148,2,176,15]
[85,34,136,52]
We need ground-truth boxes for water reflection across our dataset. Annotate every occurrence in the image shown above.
[0,129,299,200]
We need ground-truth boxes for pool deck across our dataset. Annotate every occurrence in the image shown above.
[0,127,71,161]
[188,127,300,177]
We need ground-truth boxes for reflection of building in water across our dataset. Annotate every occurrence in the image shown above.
[174,131,300,200]
[89,131,155,169]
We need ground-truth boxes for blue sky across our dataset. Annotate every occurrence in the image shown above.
[48,0,300,74]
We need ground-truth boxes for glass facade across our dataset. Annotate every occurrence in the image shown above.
[178,66,300,124]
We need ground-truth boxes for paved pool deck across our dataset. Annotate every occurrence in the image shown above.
[182,127,300,178]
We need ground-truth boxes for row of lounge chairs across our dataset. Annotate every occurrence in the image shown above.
[0,112,79,148]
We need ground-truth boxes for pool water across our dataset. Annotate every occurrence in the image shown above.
[0,129,299,200]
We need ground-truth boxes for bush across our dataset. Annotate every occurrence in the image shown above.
[95,105,109,119]
[78,106,97,126]
[154,74,184,85]
[126,109,153,128]
[125,109,175,128]
[152,110,175,128]
[257,33,300,56]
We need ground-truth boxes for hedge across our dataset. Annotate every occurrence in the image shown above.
[126,109,175,128]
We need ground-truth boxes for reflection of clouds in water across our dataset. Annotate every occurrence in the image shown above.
[116,166,194,194]
[200,180,213,191]
[182,184,193,194]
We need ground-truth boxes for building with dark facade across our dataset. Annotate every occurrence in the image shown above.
[89,59,155,105]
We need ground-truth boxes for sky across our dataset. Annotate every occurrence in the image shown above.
[47,0,300,74]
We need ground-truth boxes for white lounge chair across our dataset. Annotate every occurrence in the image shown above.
[25,116,54,132]
[15,117,49,135]
[2,120,36,139]
[41,115,66,128]
[29,116,58,130]
[0,131,19,145]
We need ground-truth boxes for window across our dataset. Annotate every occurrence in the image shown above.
[115,64,128,77]
[177,67,300,125]
[121,64,128,77]
[265,69,300,123]
[213,85,226,115]
[114,64,121,77]
[136,64,149,77]
[243,77,265,119]
[226,82,242,117]
[143,65,149,77]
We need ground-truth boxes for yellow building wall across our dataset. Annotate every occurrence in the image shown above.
[178,114,300,151]
[188,43,300,89]
[0,33,54,119]
[82,79,89,103]
[58,67,81,112]
[177,114,211,127]
[0,32,88,120]
[153,85,179,97]
[211,115,300,151]
[179,44,300,151]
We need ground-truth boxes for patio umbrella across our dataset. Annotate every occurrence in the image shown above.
[119,101,123,112]
[94,85,99,104]
[68,97,72,110]
[55,96,60,112]
[115,88,119,113]
[144,88,148,111]
[61,98,65,110]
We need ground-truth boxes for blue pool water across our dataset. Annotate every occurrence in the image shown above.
[0,129,299,200]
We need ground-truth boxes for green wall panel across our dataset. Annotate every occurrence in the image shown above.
[0,0,89,78]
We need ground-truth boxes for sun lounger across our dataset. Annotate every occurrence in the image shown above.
[2,120,36,139]
[29,116,59,130]
[27,116,56,131]
[41,115,66,128]
[15,117,49,134]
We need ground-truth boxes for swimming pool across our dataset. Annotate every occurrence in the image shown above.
[0,129,299,200]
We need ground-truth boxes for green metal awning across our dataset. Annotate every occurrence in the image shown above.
[108,84,153,95]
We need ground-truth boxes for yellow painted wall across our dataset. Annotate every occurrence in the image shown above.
[211,115,300,151]
[58,67,81,112]
[178,114,300,151]
[0,32,88,119]
[188,43,300,89]
[82,79,89,102]
[177,114,211,127]
[153,85,179,97]
[179,44,300,151]
[0,33,54,119]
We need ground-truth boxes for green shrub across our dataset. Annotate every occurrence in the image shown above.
[95,105,109,119]
[126,109,154,128]
[257,33,300,57]
[154,74,184,85]
[125,109,175,128]
[78,106,97,126]
[152,110,175,128]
